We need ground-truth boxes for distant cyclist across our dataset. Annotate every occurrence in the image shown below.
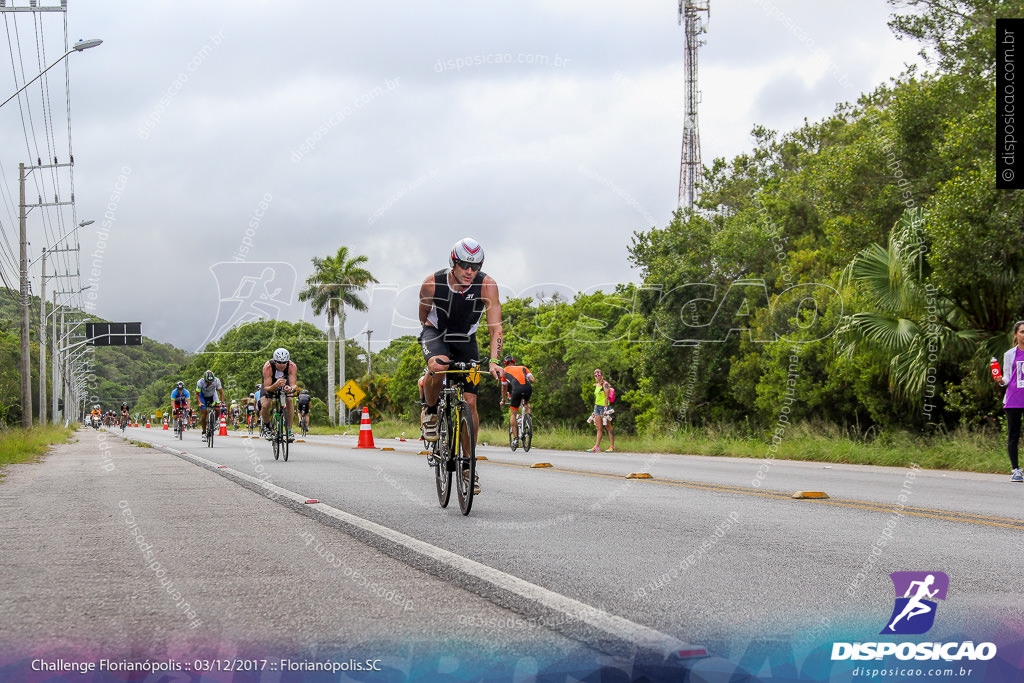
[260,347,298,442]
[296,388,311,434]
[500,355,534,447]
[120,402,131,429]
[230,400,241,428]
[245,392,257,429]
[196,370,226,441]
[170,381,191,433]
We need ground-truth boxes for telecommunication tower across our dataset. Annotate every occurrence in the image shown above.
[678,0,710,210]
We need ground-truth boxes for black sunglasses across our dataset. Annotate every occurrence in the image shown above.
[455,260,482,272]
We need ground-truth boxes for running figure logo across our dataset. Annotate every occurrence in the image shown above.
[880,571,949,635]
[197,262,297,351]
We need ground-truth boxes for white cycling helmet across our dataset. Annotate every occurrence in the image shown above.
[449,238,484,269]
[273,347,290,363]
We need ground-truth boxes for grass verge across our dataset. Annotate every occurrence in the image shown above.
[302,418,1008,475]
[0,424,77,471]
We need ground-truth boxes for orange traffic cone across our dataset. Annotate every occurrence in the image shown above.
[162,418,168,430]
[218,415,228,436]
[355,407,376,449]
[146,419,151,428]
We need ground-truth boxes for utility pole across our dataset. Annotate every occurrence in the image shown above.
[19,163,31,427]
[39,248,46,423]
[365,329,373,376]
[18,159,74,427]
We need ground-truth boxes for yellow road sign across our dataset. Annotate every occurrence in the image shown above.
[337,380,366,409]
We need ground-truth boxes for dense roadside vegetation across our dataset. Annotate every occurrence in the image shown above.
[3,1,1022,476]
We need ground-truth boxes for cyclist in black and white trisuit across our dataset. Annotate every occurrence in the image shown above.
[260,347,298,441]
[418,237,504,494]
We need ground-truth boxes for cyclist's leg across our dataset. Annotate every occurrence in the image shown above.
[508,383,525,439]
[259,394,272,432]
[285,395,295,440]
[198,397,208,433]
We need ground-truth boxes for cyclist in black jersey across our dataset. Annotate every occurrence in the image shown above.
[418,238,504,494]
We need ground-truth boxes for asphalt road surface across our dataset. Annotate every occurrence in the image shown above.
[2,424,1020,681]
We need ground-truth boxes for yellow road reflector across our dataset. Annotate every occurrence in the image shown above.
[381,447,395,451]
[792,490,830,499]
[531,463,553,468]
[627,472,653,479]
[477,455,488,461]
[420,450,431,455]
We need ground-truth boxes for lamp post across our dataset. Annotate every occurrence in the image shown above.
[38,219,92,422]
[7,39,101,427]
[47,284,90,422]
[0,39,102,109]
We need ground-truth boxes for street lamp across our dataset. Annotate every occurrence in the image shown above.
[0,39,103,109]
[6,39,101,427]
[36,219,93,421]
[46,284,90,423]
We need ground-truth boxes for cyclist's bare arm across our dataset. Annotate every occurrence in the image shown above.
[481,276,503,380]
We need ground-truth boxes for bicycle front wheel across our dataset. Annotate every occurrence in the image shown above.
[508,423,517,451]
[455,410,476,515]
[522,413,533,452]
[282,418,290,462]
[434,408,452,507]
[272,418,281,461]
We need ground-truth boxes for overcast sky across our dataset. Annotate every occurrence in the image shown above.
[1,0,925,354]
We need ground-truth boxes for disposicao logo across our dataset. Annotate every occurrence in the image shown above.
[831,571,997,662]
[881,571,948,635]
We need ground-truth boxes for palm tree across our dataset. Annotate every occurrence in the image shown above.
[299,247,378,425]
[839,209,979,405]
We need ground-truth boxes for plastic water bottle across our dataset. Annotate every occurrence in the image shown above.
[991,357,1002,382]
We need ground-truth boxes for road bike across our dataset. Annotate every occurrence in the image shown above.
[120,414,129,433]
[247,410,256,435]
[427,360,479,515]
[508,403,533,453]
[204,404,218,447]
[298,411,309,438]
[268,390,290,462]
[174,409,187,440]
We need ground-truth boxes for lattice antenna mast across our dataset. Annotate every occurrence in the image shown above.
[678,0,709,210]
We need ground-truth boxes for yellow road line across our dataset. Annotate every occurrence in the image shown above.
[484,460,1024,530]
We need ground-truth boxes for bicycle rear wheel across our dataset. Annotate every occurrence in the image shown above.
[272,415,280,461]
[207,415,215,447]
[455,409,476,515]
[522,413,533,452]
[434,408,452,507]
[508,422,517,451]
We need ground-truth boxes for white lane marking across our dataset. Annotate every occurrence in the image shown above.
[164,445,697,656]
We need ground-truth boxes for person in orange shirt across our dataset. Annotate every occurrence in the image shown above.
[500,355,535,447]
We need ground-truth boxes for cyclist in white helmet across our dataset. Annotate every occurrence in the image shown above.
[261,347,298,441]
[419,237,504,495]
[196,370,226,441]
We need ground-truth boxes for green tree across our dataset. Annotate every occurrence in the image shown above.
[298,247,378,425]
[839,210,978,421]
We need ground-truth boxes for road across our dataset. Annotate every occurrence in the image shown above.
[2,424,1020,681]
[141,425,1021,668]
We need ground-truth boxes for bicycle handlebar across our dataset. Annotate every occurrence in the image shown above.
[430,359,482,374]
